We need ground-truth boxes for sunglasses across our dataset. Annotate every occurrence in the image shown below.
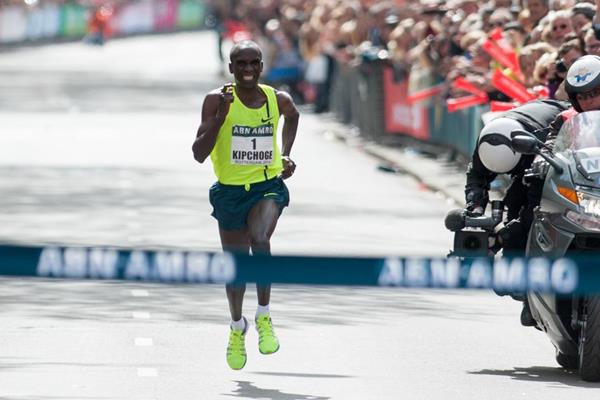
[587,43,600,51]
[576,87,600,101]
[490,20,508,27]
[552,23,568,31]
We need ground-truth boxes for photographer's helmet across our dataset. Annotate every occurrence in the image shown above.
[477,117,523,173]
[565,55,600,112]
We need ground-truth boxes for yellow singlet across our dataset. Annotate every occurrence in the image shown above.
[210,84,282,185]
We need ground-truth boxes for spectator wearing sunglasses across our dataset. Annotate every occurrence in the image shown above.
[548,10,574,47]
[487,8,514,32]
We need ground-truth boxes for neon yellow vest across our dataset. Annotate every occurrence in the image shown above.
[210,84,282,185]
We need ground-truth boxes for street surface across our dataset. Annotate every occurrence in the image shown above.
[0,31,597,398]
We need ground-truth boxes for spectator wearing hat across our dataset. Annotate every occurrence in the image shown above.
[504,21,527,50]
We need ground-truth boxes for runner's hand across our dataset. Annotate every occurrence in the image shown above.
[281,156,296,179]
[216,84,234,119]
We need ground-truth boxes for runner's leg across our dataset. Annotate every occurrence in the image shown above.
[220,228,250,321]
[247,199,280,305]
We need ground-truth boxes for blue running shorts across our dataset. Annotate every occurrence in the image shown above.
[209,177,290,230]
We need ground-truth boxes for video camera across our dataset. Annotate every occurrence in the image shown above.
[445,200,504,257]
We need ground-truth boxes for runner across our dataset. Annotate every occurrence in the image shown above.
[192,40,299,370]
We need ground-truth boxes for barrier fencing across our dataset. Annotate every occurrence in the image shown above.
[330,60,486,158]
[0,0,207,45]
[2,244,600,295]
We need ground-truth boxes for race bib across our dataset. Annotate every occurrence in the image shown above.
[231,124,274,165]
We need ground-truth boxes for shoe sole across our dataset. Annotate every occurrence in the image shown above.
[229,362,246,370]
[227,357,247,370]
[259,343,280,355]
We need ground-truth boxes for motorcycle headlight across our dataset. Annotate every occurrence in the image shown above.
[565,210,600,232]
[577,192,600,217]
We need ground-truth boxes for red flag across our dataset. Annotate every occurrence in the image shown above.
[407,84,445,103]
[490,101,518,112]
[532,85,550,98]
[492,69,536,103]
[452,77,488,99]
[447,94,489,112]
[485,30,524,82]
[482,39,520,73]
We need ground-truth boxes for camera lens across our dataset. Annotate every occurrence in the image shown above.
[556,60,567,73]
[463,235,483,250]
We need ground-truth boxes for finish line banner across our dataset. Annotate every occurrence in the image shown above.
[0,245,599,294]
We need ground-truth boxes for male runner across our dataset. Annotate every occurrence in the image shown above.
[192,40,299,370]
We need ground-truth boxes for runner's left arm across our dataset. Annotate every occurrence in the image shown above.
[276,90,299,179]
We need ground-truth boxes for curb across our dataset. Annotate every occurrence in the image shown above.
[319,117,466,207]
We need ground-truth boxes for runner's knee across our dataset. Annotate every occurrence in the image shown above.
[249,234,270,249]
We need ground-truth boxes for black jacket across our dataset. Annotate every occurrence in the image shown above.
[465,100,570,210]
[464,100,570,249]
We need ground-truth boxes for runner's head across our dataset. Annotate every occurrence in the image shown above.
[229,40,263,89]
[565,55,600,112]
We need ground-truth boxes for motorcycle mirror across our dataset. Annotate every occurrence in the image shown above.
[511,135,540,155]
[510,129,536,140]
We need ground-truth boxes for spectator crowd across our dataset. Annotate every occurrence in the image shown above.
[4,0,600,113]
[206,0,600,113]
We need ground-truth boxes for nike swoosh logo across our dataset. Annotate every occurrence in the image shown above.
[261,117,273,123]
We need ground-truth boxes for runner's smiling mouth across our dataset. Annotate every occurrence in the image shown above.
[242,75,254,81]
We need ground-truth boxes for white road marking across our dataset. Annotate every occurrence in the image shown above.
[131,289,149,297]
[137,368,158,377]
[132,311,151,319]
[135,337,154,346]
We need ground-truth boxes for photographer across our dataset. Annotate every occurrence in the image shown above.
[550,38,584,99]
[463,99,569,326]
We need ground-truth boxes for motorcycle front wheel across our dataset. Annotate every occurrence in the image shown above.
[579,296,600,381]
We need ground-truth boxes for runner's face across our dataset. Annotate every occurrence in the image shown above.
[229,49,263,88]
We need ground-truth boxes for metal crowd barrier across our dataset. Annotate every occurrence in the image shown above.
[0,0,207,45]
[329,60,486,158]
[1,244,599,295]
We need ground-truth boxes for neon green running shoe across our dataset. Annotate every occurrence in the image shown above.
[226,317,247,370]
[255,314,279,355]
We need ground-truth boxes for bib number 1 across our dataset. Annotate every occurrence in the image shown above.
[231,124,274,165]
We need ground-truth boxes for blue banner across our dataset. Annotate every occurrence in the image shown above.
[0,244,599,294]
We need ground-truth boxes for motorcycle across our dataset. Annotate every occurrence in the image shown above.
[511,110,600,381]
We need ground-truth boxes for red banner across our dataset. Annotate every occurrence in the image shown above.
[153,0,178,31]
[383,68,430,140]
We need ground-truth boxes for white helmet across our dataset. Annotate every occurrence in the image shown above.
[477,117,523,173]
[565,55,600,112]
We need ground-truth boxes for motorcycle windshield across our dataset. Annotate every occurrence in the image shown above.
[554,111,600,180]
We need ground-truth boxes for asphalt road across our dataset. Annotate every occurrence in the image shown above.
[0,31,597,399]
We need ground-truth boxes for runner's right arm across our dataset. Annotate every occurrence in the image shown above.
[192,85,234,163]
